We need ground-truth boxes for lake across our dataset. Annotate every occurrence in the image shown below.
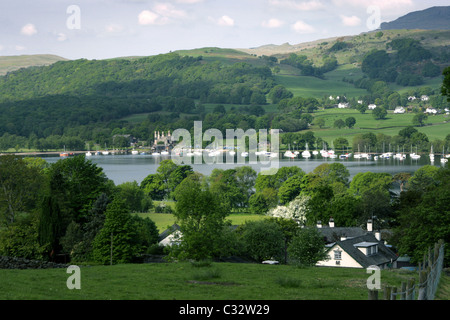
[42,152,446,185]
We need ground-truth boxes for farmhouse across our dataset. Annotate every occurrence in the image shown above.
[425,107,437,114]
[338,102,349,109]
[408,96,416,102]
[315,219,398,269]
[368,104,377,110]
[394,106,405,114]
[421,95,429,101]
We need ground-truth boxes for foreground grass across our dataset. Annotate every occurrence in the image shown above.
[0,262,421,300]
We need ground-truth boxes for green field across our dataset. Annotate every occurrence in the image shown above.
[136,211,267,234]
[307,108,450,146]
[0,261,424,300]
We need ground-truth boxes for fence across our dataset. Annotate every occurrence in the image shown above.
[368,240,445,300]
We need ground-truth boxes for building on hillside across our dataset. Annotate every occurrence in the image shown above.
[338,102,349,109]
[394,106,405,114]
[153,130,174,152]
[408,96,416,102]
[424,107,437,114]
[315,219,398,269]
[421,95,429,101]
[368,104,377,110]
[158,224,182,246]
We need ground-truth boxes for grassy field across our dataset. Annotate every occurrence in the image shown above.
[136,211,267,234]
[0,261,423,300]
[307,108,450,146]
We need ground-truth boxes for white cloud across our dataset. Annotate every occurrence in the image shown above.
[215,15,235,27]
[269,0,325,11]
[21,23,37,36]
[291,20,315,33]
[15,45,26,51]
[138,3,187,26]
[138,10,159,25]
[262,18,285,28]
[340,15,361,26]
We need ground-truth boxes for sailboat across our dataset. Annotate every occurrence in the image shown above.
[430,145,435,163]
[301,143,311,159]
[441,146,448,164]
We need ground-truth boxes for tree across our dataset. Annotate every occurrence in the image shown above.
[287,227,329,267]
[0,155,44,225]
[333,119,346,129]
[412,113,428,127]
[238,220,285,262]
[393,165,450,264]
[345,117,356,129]
[278,173,305,205]
[267,194,309,225]
[115,181,153,213]
[333,137,349,151]
[268,85,293,104]
[92,198,142,264]
[372,106,387,120]
[442,66,450,101]
[315,118,326,128]
[171,173,230,261]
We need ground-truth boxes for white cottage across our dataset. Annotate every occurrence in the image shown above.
[394,106,405,114]
[315,219,398,269]
[368,104,377,110]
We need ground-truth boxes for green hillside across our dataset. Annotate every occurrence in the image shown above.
[0,54,67,75]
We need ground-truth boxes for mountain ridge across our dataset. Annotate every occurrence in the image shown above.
[380,6,450,30]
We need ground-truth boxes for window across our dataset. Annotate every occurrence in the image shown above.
[334,249,342,260]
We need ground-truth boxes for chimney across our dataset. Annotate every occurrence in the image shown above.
[329,218,335,228]
[367,219,373,232]
[317,221,322,228]
[375,231,381,241]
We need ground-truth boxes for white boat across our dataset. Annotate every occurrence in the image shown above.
[229,151,236,156]
[312,150,319,156]
[86,151,92,156]
[241,152,249,157]
[301,143,311,158]
[161,151,169,156]
[152,152,160,156]
[102,151,110,155]
[430,145,434,162]
[284,150,295,158]
[131,150,139,155]
[410,153,421,160]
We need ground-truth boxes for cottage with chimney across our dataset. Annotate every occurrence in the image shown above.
[315,218,398,269]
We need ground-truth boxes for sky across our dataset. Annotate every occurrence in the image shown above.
[0,0,448,60]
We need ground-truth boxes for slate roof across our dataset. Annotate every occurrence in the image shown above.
[317,226,368,243]
[158,224,180,243]
[330,233,398,268]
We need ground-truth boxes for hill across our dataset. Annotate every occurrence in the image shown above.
[0,54,68,75]
[380,6,450,30]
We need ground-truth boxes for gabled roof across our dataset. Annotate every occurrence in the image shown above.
[158,223,180,243]
[331,234,398,268]
[317,226,367,243]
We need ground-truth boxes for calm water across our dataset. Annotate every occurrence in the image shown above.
[43,153,446,185]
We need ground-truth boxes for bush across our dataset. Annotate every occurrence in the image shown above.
[238,220,285,262]
[287,227,329,267]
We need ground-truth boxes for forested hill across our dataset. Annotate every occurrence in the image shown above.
[0,53,274,138]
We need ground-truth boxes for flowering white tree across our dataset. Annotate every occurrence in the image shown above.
[267,194,310,226]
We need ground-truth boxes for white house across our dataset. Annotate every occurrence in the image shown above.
[445,108,449,115]
[357,100,363,104]
[394,106,405,114]
[315,219,398,269]
[338,102,349,109]
[421,95,429,101]
[425,107,437,114]
[329,96,335,100]
[158,224,182,246]
[408,96,416,102]
[368,104,377,110]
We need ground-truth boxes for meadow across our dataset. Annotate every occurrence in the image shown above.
[0,261,423,300]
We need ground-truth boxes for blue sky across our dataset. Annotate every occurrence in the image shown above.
[1,0,448,59]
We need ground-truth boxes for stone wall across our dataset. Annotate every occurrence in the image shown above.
[0,256,69,269]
